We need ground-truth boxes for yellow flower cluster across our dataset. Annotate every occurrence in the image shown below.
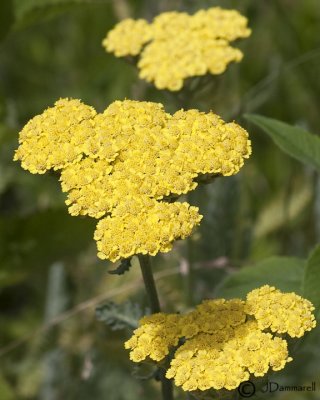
[14,98,251,261]
[14,99,96,173]
[103,8,251,91]
[94,201,201,261]
[167,324,290,391]
[125,286,316,392]
[125,313,181,362]
[103,19,153,57]
[245,285,316,338]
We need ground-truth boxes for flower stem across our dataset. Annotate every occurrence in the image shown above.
[137,254,160,313]
[137,254,174,400]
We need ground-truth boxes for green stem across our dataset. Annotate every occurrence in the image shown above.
[158,367,174,400]
[138,254,161,313]
[137,255,174,400]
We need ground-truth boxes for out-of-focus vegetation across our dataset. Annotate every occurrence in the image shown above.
[1,0,320,399]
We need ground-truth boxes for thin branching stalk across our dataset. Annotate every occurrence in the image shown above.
[137,255,174,400]
[138,255,161,313]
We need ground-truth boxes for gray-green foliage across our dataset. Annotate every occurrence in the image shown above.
[109,258,133,275]
[216,256,305,299]
[1,0,320,399]
[96,301,147,330]
[245,114,320,171]
[191,176,241,261]
[303,244,320,317]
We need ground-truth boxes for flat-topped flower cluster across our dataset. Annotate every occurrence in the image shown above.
[14,98,251,262]
[103,7,251,91]
[125,285,316,392]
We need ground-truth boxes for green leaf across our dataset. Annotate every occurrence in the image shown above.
[303,245,320,315]
[0,1,14,41]
[109,258,132,275]
[96,301,146,330]
[245,114,320,171]
[216,256,305,299]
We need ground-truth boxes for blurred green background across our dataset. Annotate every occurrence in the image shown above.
[1,0,320,399]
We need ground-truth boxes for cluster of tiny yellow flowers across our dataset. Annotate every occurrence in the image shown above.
[125,285,316,393]
[125,313,181,362]
[14,99,97,173]
[94,201,201,261]
[245,285,316,338]
[103,19,153,57]
[14,98,251,262]
[103,8,251,91]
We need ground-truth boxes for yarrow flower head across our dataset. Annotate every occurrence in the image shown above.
[245,285,316,337]
[14,98,251,262]
[125,285,316,393]
[103,7,251,91]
